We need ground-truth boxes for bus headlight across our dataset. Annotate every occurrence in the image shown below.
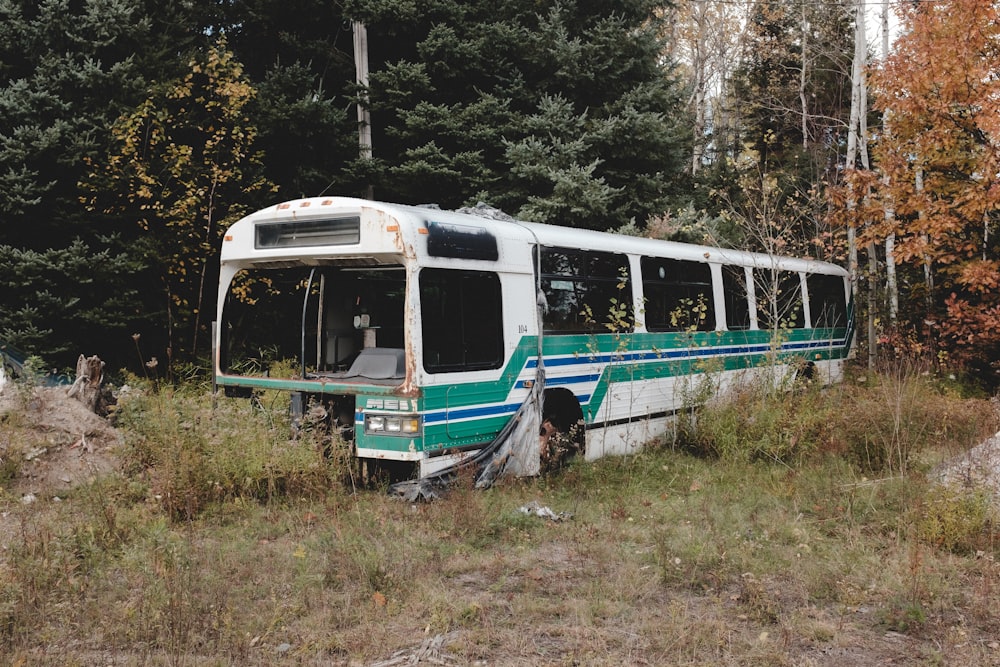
[365,414,420,435]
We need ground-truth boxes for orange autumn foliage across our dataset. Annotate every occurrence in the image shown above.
[839,0,1000,376]
[870,0,1000,268]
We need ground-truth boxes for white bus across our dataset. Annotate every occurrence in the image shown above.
[214,197,853,482]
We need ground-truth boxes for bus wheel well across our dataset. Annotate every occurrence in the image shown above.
[362,459,418,486]
[794,358,817,384]
[540,388,585,471]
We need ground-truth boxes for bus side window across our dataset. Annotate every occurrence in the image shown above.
[641,257,715,331]
[756,269,804,330]
[540,247,632,333]
[722,265,751,330]
[807,274,848,328]
[419,268,503,373]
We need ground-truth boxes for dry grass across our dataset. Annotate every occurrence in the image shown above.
[1,370,999,665]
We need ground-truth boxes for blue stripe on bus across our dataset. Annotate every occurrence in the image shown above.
[524,338,847,368]
[423,402,521,424]
[422,393,596,425]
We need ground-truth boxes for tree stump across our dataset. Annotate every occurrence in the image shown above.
[67,354,106,414]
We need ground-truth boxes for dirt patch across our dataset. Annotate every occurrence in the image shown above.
[0,384,122,499]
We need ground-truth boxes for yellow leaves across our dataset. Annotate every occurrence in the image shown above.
[78,34,276,346]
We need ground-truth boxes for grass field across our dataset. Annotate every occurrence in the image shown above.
[2,365,999,666]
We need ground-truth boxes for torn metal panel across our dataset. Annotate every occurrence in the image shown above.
[388,285,546,500]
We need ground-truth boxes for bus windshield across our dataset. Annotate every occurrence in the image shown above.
[220,265,407,381]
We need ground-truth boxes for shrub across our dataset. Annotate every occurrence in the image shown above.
[917,485,996,555]
[0,416,25,487]
[677,381,834,465]
[678,357,998,474]
[832,362,998,474]
[115,383,343,520]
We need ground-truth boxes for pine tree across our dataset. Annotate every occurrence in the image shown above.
[0,0,157,367]
[223,0,362,198]
[347,0,686,228]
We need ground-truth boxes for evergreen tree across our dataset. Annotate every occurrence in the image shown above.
[0,0,152,246]
[0,0,160,368]
[347,0,687,229]
[0,241,143,362]
[0,0,696,365]
[496,4,686,229]
[223,0,362,198]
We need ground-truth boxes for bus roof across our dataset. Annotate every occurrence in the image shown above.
[222,196,848,277]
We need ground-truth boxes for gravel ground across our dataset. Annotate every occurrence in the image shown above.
[933,430,1000,507]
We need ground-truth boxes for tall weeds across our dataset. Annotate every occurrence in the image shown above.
[114,381,343,520]
[844,358,996,473]
[677,379,834,464]
[4,354,1000,664]
[679,358,998,475]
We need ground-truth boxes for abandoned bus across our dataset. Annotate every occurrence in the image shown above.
[213,196,853,480]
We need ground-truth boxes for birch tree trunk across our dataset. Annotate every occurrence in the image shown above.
[882,0,898,323]
[799,1,809,149]
[857,13,877,369]
[845,0,864,291]
[845,0,876,368]
[689,0,709,175]
[916,166,934,311]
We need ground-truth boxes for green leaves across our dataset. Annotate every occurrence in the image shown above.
[0,240,144,361]
[1,0,688,367]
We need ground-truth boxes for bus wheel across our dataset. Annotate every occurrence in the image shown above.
[540,388,584,473]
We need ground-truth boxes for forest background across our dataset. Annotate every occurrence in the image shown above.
[2,0,998,386]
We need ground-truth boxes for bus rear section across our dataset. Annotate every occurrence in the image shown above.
[213,198,534,482]
[214,200,426,480]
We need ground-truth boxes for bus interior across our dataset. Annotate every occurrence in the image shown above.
[221,264,407,382]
